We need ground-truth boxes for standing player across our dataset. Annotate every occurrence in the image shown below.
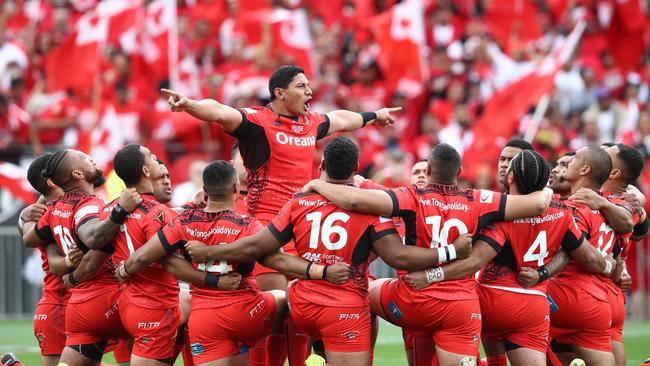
[182,138,474,366]
[546,145,631,366]
[303,143,553,365]
[548,153,575,200]
[405,150,615,365]
[161,64,401,365]
[496,138,534,191]
[21,149,141,366]
[114,160,351,366]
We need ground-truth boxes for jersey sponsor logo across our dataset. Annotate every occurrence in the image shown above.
[137,322,161,329]
[479,190,494,204]
[127,213,142,219]
[191,342,205,356]
[242,108,258,115]
[379,216,392,223]
[154,211,165,225]
[291,123,305,132]
[302,252,322,262]
[51,208,72,219]
[275,131,315,147]
[298,199,331,207]
[419,198,469,212]
[513,211,565,225]
[185,226,241,240]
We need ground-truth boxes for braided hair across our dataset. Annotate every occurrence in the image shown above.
[41,150,69,187]
[510,150,550,194]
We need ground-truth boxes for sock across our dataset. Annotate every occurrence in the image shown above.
[248,340,266,366]
[181,326,195,366]
[169,325,185,365]
[413,337,436,366]
[266,331,287,366]
[485,355,507,366]
[286,317,309,366]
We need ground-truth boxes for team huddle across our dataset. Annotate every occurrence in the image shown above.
[15,65,649,366]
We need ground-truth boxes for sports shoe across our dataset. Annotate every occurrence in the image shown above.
[0,353,22,366]
[305,354,326,366]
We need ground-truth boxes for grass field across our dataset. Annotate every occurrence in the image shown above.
[1,319,649,365]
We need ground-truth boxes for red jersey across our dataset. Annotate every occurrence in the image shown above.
[37,245,70,305]
[230,106,330,220]
[268,192,398,307]
[158,208,261,310]
[102,193,178,309]
[34,192,118,304]
[477,200,583,294]
[235,191,248,216]
[558,198,623,300]
[603,191,640,260]
[387,184,506,300]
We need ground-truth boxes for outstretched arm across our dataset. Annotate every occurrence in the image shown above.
[503,188,553,220]
[302,180,394,217]
[184,227,285,263]
[161,89,243,132]
[325,107,401,135]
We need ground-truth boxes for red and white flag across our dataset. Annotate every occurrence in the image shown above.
[0,162,37,204]
[607,0,646,73]
[141,0,178,84]
[371,0,428,90]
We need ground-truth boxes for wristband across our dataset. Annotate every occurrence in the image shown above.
[68,271,78,286]
[65,255,75,269]
[537,267,550,283]
[322,266,328,280]
[437,247,448,263]
[122,263,133,277]
[359,112,377,127]
[306,262,313,280]
[109,204,129,224]
[448,244,457,261]
[205,273,221,288]
[17,214,26,234]
[603,260,613,276]
[425,267,445,284]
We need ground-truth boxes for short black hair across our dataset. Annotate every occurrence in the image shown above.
[615,143,644,184]
[583,145,612,186]
[42,149,71,187]
[114,144,144,186]
[510,150,550,194]
[203,160,236,198]
[323,137,359,180]
[28,154,53,195]
[268,65,305,101]
[601,142,616,147]
[428,143,461,183]
[505,138,534,151]
[156,158,165,165]
[563,151,576,157]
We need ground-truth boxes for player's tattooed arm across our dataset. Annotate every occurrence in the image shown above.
[570,188,633,233]
[374,233,473,271]
[503,188,553,220]
[404,239,494,290]
[261,251,350,284]
[185,228,284,263]
[62,250,111,287]
[160,88,243,132]
[567,238,615,275]
[78,189,142,250]
[161,255,242,290]
[46,243,82,276]
[119,233,170,281]
[302,180,394,217]
[518,249,570,288]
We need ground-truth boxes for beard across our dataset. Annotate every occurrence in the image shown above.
[90,169,106,187]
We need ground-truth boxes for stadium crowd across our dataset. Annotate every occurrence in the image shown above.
[1,0,650,366]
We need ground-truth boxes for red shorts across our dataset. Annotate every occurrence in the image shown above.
[33,303,66,355]
[253,219,297,277]
[478,285,550,353]
[289,289,371,353]
[65,289,128,346]
[118,296,180,359]
[547,280,612,352]
[379,279,481,355]
[188,292,277,364]
[402,330,414,351]
[606,286,625,342]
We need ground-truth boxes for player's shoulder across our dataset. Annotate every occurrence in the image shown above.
[549,199,569,211]
[305,110,327,121]
[55,192,97,208]
[219,210,255,228]
[239,106,273,118]
[416,184,476,201]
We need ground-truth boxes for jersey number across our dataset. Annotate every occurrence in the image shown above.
[53,225,75,255]
[597,223,615,256]
[197,242,233,274]
[523,230,549,266]
[306,212,350,250]
[425,216,468,248]
[120,224,135,255]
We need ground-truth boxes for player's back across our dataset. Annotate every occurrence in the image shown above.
[478,200,582,293]
[36,192,117,303]
[160,208,260,310]
[388,184,506,300]
[273,192,393,307]
[104,193,178,309]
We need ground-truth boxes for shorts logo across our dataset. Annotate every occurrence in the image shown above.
[342,330,359,341]
[471,334,479,343]
[34,314,47,321]
[191,342,205,356]
[138,322,161,329]
[249,298,266,317]
[387,301,403,321]
[139,336,154,346]
[36,332,45,343]
[470,313,482,320]
[338,313,360,320]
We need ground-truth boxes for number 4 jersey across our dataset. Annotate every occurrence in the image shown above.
[268,192,398,307]
[35,192,116,304]
[102,193,178,309]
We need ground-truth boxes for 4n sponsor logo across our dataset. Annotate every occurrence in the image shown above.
[301,252,322,262]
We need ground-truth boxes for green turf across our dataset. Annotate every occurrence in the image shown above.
[1,318,649,365]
